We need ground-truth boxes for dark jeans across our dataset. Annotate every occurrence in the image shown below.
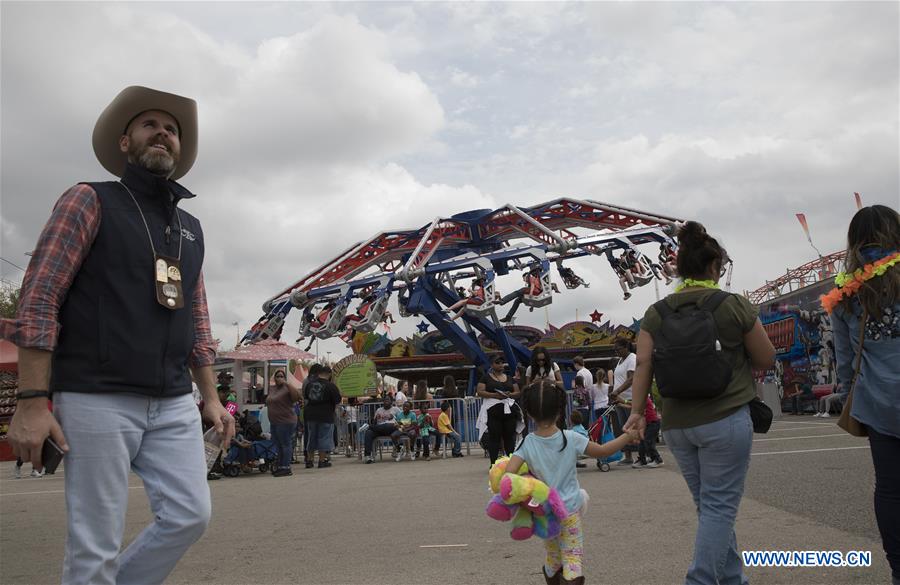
[364,423,397,456]
[270,423,295,470]
[417,434,432,457]
[487,403,518,464]
[869,428,900,581]
[226,444,251,465]
[614,405,634,456]
[638,420,661,463]
[348,422,358,449]
[499,288,525,320]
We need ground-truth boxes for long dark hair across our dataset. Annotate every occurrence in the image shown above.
[414,379,429,401]
[442,375,458,398]
[520,379,568,452]
[529,346,555,379]
[841,205,900,316]
[675,221,728,281]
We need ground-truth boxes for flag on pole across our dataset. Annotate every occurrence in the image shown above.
[796,212,825,259]
[854,192,863,209]
[796,213,812,243]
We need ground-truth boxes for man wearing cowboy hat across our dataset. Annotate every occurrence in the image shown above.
[2,86,234,585]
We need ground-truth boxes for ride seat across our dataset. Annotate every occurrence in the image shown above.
[350,294,390,333]
[523,272,553,308]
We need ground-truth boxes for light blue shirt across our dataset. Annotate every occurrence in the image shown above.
[513,430,590,514]
[572,424,588,438]
[831,299,900,439]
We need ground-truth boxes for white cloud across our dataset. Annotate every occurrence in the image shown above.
[509,125,530,140]
[2,1,897,354]
[566,84,597,99]
[448,67,480,88]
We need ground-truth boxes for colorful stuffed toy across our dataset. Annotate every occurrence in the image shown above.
[485,456,568,540]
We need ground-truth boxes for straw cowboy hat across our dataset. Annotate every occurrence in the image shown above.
[92,86,198,181]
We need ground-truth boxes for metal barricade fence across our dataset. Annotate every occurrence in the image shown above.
[349,390,618,461]
[354,396,486,459]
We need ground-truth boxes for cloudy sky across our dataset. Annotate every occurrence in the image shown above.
[2,2,898,360]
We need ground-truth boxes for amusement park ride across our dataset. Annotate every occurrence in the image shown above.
[241,198,688,371]
[745,251,846,305]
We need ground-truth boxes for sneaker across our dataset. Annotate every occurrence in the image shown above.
[617,459,634,466]
[273,468,291,477]
[409,452,416,461]
[647,460,664,468]
[365,456,374,464]
[14,466,21,479]
[821,413,831,418]
[424,456,431,461]
[452,452,464,458]
[305,461,314,469]
[317,460,332,469]
[632,460,648,469]
[31,469,44,478]
[623,292,632,300]
[813,412,822,417]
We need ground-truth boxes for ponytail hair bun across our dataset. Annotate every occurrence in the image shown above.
[676,221,709,248]
[675,221,726,280]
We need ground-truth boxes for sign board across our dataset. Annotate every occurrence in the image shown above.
[332,354,378,397]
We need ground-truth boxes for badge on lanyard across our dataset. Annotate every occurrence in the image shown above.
[154,254,185,309]
[120,182,187,311]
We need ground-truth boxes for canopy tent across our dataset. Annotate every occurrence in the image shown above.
[218,339,315,362]
[0,340,18,373]
[217,340,314,403]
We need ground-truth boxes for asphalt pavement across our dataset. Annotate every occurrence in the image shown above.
[0,414,889,585]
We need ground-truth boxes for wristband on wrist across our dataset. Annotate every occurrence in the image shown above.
[16,390,52,400]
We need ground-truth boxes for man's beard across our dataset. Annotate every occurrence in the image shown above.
[128,141,179,176]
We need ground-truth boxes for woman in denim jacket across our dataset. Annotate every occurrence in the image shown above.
[827,205,900,585]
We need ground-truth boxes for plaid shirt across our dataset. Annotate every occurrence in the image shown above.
[0,184,217,368]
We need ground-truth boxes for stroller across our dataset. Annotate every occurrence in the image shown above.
[222,438,280,477]
[588,404,623,472]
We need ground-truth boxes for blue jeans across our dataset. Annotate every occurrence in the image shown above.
[663,406,753,585]
[441,431,462,455]
[54,392,210,585]
[270,423,295,470]
[305,421,335,453]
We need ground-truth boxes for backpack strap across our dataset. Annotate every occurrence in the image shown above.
[699,290,732,313]
[653,298,674,318]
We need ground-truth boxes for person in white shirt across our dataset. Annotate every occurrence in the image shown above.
[573,355,593,394]
[610,338,637,464]
[394,380,409,407]
[590,367,610,421]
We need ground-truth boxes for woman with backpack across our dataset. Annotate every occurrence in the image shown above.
[624,221,775,585]
[825,205,899,584]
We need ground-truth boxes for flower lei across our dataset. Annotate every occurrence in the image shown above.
[820,251,900,314]
[674,279,719,292]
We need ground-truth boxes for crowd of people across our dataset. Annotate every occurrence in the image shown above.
[2,83,896,585]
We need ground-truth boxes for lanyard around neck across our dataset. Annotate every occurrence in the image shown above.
[119,181,183,261]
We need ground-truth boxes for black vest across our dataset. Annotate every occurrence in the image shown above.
[50,164,205,397]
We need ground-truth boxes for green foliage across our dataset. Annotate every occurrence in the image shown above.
[0,287,20,319]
